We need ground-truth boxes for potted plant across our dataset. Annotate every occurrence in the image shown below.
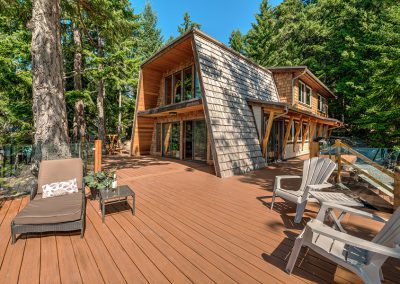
[84,171,115,199]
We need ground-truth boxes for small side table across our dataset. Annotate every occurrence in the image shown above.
[99,185,135,223]
[310,192,364,232]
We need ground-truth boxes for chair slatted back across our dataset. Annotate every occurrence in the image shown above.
[372,207,400,247]
[299,157,336,192]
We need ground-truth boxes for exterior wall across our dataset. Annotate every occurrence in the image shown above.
[194,34,280,178]
[293,79,328,117]
[272,73,293,104]
[283,142,310,160]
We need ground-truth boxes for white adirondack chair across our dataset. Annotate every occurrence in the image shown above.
[286,202,400,283]
[271,157,336,223]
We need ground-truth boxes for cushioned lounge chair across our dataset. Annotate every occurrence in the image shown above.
[11,158,86,244]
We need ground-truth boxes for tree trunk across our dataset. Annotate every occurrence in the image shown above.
[97,33,106,142]
[31,0,70,161]
[72,26,86,142]
[118,89,122,137]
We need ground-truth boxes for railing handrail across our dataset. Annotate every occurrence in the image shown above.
[333,140,395,179]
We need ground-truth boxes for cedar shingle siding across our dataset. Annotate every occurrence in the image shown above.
[194,34,279,177]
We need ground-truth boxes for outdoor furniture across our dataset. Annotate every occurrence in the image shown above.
[99,185,135,223]
[271,157,336,223]
[310,191,364,232]
[286,202,400,284]
[11,158,86,244]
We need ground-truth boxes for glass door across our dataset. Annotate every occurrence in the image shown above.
[162,122,180,159]
[193,120,207,161]
[184,120,207,161]
[185,121,193,159]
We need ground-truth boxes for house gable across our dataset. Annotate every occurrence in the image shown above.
[193,31,279,177]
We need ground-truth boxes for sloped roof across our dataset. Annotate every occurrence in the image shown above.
[192,30,279,177]
[268,66,336,98]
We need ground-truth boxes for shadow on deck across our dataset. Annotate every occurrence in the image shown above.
[0,155,398,283]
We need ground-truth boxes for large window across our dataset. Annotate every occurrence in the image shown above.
[183,67,193,101]
[165,76,172,105]
[299,81,311,106]
[173,71,182,103]
[165,65,202,104]
[162,122,180,158]
[318,94,327,113]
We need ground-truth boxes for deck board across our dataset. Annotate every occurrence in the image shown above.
[0,155,399,283]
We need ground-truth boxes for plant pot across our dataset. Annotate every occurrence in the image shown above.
[89,187,99,200]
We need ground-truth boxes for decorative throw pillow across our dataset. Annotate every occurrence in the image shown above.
[42,178,79,199]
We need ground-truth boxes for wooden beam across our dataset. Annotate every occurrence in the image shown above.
[163,123,171,154]
[180,120,183,160]
[293,117,303,151]
[308,122,316,145]
[262,111,275,157]
[301,119,311,150]
[323,125,329,138]
[335,139,342,183]
[317,123,324,137]
[328,128,333,140]
[94,140,102,173]
[282,116,294,156]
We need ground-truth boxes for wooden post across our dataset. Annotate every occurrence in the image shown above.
[394,167,400,209]
[309,142,320,158]
[293,117,303,151]
[282,116,294,157]
[301,119,310,150]
[262,111,275,157]
[335,139,342,183]
[94,139,102,173]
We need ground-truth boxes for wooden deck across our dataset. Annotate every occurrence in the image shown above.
[0,156,399,283]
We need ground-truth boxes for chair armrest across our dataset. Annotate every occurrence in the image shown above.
[301,183,333,202]
[275,175,302,190]
[307,183,333,190]
[308,220,400,259]
[316,202,387,223]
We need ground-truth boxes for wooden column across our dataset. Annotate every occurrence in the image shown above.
[282,116,294,157]
[293,117,303,151]
[262,111,275,157]
[335,139,342,183]
[94,140,102,173]
[394,166,400,209]
[309,142,320,158]
[301,119,310,150]
[327,127,333,140]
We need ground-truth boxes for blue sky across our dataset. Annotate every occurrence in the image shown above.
[130,1,283,44]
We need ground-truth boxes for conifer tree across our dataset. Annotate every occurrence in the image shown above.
[178,12,201,34]
[138,2,163,60]
[244,0,275,65]
[229,29,245,54]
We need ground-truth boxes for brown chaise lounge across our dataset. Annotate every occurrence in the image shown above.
[11,158,86,244]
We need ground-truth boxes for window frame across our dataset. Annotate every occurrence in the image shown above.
[298,80,312,107]
[164,64,201,105]
[318,94,327,113]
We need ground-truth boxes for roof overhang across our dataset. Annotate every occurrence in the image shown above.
[247,98,342,127]
[268,66,336,99]
[137,98,203,118]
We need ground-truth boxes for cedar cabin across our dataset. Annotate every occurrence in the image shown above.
[130,28,341,177]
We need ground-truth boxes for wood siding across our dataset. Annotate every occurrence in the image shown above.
[194,34,279,178]
[273,73,329,118]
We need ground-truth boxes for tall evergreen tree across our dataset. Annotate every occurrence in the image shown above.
[30,0,70,160]
[244,0,275,65]
[138,2,163,60]
[177,12,201,34]
[229,29,244,54]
